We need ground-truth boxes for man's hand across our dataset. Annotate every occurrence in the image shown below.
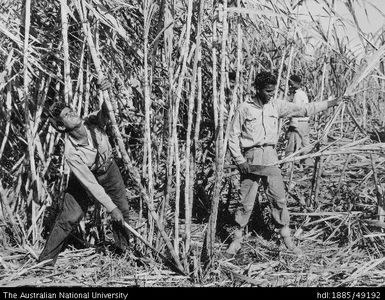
[238,162,250,174]
[98,78,112,91]
[110,207,124,225]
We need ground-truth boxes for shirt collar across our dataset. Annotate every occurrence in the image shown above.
[67,122,92,148]
[246,95,265,108]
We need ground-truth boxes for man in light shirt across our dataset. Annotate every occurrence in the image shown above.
[38,79,131,266]
[226,71,339,255]
[284,74,312,167]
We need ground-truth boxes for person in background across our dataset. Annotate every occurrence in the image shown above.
[226,71,340,255]
[38,79,132,266]
[284,74,313,168]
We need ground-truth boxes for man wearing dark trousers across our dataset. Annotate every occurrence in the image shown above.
[38,79,131,266]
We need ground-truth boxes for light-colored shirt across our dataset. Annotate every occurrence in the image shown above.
[289,88,309,127]
[228,95,328,166]
[64,108,117,212]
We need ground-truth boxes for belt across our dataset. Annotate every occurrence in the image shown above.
[243,144,275,152]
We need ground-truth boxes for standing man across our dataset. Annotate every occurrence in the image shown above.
[284,74,312,166]
[227,71,339,255]
[38,79,132,266]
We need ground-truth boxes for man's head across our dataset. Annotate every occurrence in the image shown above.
[254,71,277,104]
[49,102,82,132]
[289,74,301,94]
[226,71,237,93]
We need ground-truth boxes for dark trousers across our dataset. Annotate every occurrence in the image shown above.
[38,159,130,264]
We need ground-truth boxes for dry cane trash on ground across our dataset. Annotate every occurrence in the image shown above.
[1,0,385,289]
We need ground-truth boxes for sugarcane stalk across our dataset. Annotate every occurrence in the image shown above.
[162,0,175,251]
[171,0,193,258]
[189,2,205,268]
[143,0,155,245]
[332,154,352,205]
[206,0,228,260]
[284,45,295,97]
[345,104,367,135]
[193,1,204,167]
[22,0,41,244]
[73,39,86,114]
[163,5,174,183]
[273,47,287,101]
[60,0,72,104]
[370,154,385,222]
[184,0,203,255]
[310,7,335,207]
[0,50,14,160]
[211,2,218,129]
[222,0,242,161]
[123,221,186,276]
[183,70,195,254]
[174,138,181,255]
[84,59,91,117]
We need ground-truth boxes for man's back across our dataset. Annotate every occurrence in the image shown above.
[289,88,309,127]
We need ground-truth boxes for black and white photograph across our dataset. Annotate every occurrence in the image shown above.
[0,0,385,294]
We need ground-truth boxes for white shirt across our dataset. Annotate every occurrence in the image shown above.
[229,95,328,165]
[289,88,309,127]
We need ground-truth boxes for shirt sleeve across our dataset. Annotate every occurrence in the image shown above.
[65,155,117,212]
[277,99,328,119]
[228,108,247,165]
